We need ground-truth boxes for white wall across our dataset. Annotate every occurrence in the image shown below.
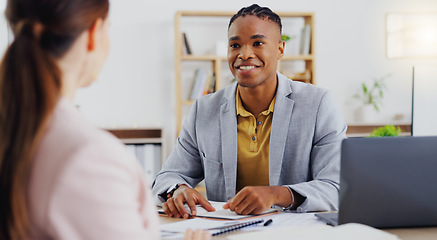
[2,0,437,158]
[0,0,8,54]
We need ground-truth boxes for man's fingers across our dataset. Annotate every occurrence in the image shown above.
[174,197,190,219]
[234,198,251,215]
[227,190,246,211]
[184,194,198,216]
[162,202,173,217]
[239,203,257,215]
[198,196,215,212]
[166,198,181,218]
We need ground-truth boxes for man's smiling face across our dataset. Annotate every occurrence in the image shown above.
[227,15,284,89]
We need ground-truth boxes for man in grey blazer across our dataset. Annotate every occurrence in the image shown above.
[153,4,347,219]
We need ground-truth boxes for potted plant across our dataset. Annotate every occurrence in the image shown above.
[369,125,401,137]
[353,74,390,122]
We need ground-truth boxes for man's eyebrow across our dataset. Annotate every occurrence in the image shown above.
[251,34,267,39]
[229,36,240,41]
[229,34,267,41]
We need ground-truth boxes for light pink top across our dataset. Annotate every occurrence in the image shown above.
[28,98,160,240]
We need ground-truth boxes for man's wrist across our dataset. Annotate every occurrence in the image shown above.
[167,183,181,199]
[159,183,186,202]
[282,186,295,211]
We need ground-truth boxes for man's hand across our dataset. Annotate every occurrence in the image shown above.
[223,186,292,215]
[162,185,215,219]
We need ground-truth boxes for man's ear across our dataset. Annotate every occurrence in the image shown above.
[87,18,104,51]
[278,40,285,59]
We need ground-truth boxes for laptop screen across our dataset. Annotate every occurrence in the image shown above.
[339,137,437,228]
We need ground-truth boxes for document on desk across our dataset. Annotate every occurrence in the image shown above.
[242,211,326,231]
[159,201,278,220]
[227,223,400,240]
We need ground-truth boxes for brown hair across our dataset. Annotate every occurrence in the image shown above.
[0,0,109,239]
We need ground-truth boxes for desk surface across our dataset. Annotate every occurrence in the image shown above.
[159,215,437,240]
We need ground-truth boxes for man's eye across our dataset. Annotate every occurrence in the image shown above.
[230,43,240,48]
[253,41,264,46]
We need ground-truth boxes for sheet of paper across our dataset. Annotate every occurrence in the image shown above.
[240,212,326,232]
[160,218,239,233]
[227,223,400,240]
[184,201,277,220]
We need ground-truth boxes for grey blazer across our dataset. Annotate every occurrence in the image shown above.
[152,72,347,212]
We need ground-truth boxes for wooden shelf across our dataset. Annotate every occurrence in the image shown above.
[181,55,314,61]
[182,100,194,105]
[177,11,314,18]
[181,55,225,61]
[106,128,162,144]
[282,55,314,61]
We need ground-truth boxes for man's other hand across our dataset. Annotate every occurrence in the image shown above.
[162,185,215,219]
[223,186,292,215]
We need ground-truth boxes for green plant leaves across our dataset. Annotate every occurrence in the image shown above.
[369,125,401,137]
[354,74,391,112]
[281,35,291,42]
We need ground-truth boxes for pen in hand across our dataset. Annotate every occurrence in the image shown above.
[263,219,273,226]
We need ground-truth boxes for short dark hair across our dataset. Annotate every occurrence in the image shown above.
[228,4,282,34]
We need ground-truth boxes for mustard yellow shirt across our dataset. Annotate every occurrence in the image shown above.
[236,87,276,192]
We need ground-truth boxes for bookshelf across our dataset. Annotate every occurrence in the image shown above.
[107,128,163,183]
[174,11,315,134]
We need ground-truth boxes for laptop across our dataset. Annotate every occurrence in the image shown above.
[316,136,437,228]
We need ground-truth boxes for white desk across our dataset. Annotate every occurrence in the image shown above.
[159,215,437,240]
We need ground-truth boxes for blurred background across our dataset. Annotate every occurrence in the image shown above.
[2,0,437,158]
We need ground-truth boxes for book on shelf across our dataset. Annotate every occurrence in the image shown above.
[202,72,216,96]
[182,32,192,55]
[189,68,209,100]
[207,72,216,94]
[299,24,311,55]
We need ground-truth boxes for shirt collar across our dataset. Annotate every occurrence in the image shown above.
[236,86,276,117]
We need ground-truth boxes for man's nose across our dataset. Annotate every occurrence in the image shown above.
[238,45,254,60]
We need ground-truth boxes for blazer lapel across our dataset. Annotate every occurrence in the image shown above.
[269,73,295,186]
[220,84,238,200]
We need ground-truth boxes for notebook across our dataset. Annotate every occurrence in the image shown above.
[316,136,437,228]
[160,218,264,238]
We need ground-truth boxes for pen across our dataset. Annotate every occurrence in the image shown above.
[263,219,273,226]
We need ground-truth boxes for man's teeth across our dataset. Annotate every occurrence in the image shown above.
[239,66,255,70]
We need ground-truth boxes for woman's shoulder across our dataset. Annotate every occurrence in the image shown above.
[46,99,128,158]
[32,98,142,196]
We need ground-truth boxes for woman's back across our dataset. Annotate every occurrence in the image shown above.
[28,98,160,239]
